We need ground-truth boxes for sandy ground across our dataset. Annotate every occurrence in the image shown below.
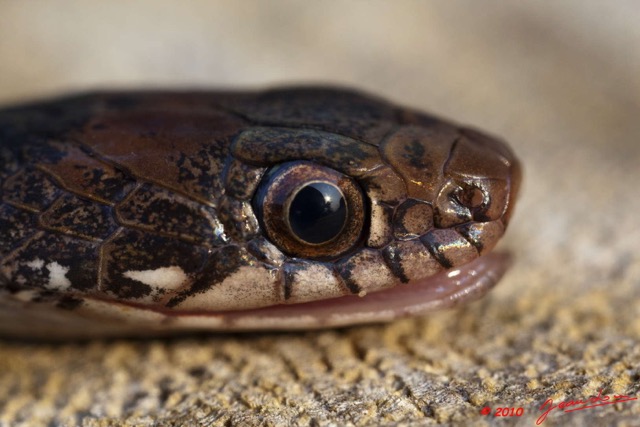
[0,1,639,425]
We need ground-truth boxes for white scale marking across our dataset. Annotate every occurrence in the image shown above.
[25,258,44,269]
[46,262,72,291]
[123,266,188,291]
[24,259,72,291]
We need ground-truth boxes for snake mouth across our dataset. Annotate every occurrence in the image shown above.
[0,253,511,339]
[204,252,512,330]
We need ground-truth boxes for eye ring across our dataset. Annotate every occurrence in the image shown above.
[253,161,366,260]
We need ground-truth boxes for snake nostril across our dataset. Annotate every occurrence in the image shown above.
[455,186,486,210]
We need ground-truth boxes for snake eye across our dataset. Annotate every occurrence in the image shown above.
[253,161,365,259]
[289,182,347,244]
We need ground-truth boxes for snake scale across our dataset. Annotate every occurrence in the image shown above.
[0,87,521,338]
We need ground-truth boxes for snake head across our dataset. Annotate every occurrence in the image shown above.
[0,88,522,337]
[227,94,522,327]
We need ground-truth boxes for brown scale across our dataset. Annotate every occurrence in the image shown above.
[40,193,118,241]
[74,107,246,207]
[232,127,382,176]
[216,87,398,143]
[34,141,135,205]
[116,182,227,247]
[223,158,266,201]
[0,205,38,257]
[2,167,62,212]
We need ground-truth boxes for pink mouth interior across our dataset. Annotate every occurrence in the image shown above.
[220,252,512,329]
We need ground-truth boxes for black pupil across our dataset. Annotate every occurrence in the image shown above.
[289,183,347,244]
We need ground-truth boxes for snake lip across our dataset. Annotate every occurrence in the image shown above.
[0,253,512,339]
[210,251,512,330]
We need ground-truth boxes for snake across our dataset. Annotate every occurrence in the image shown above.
[0,87,521,339]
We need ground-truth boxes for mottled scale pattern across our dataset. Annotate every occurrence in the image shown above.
[2,167,62,212]
[232,127,382,176]
[116,183,227,247]
[3,231,99,292]
[40,193,118,241]
[0,87,520,328]
[35,141,135,204]
[0,205,37,256]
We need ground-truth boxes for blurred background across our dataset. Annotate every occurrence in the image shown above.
[1,1,639,425]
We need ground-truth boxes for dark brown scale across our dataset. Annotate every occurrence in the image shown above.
[232,127,381,176]
[3,167,62,212]
[216,87,398,143]
[116,183,227,247]
[35,141,136,204]
[0,205,38,256]
[77,108,244,207]
[223,159,266,200]
[40,194,118,241]
[217,197,260,242]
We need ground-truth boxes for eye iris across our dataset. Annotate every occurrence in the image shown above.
[289,183,347,244]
